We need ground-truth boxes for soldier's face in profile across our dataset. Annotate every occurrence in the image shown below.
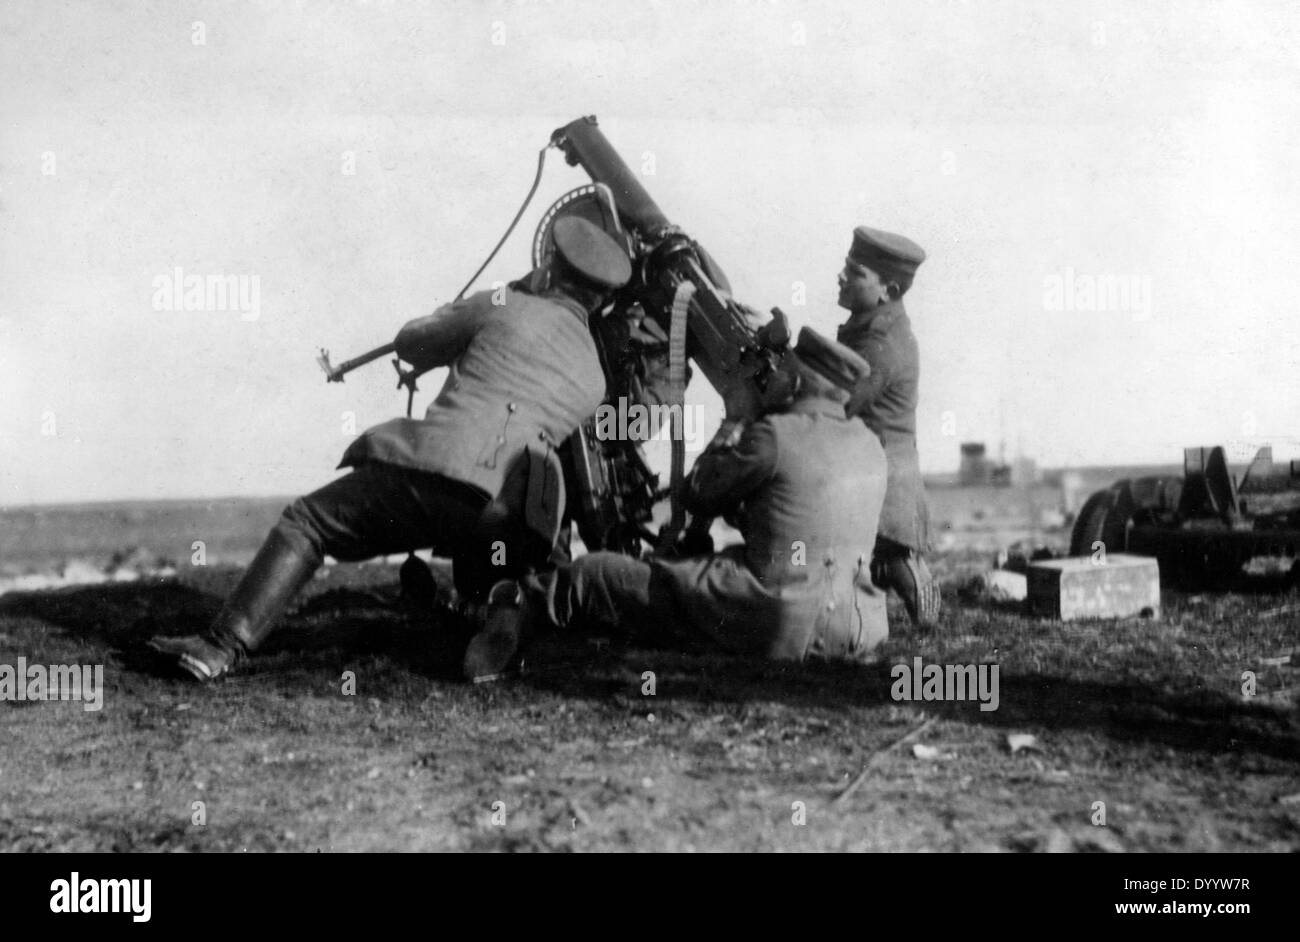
[837,260,890,312]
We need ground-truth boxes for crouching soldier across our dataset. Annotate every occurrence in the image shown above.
[149,217,632,683]
[469,328,891,671]
[836,225,942,628]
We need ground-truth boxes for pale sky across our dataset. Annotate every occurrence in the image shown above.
[3,0,1299,506]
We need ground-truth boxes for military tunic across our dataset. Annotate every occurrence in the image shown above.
[340,287,607,498]
[837,298,929,552]
[556,397,890,661]
[272,286,607,597]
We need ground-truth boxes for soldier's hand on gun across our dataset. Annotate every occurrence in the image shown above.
[721,381,762,422]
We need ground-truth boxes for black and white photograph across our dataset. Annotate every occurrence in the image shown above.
[1,0,1296,884]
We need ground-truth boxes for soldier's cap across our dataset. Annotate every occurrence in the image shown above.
[552,215,633,291]
[848,225,926,283]
[793,326,871,392]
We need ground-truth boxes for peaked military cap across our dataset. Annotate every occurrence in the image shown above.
[848,225,926,283]
[793,326,871,392]
[552,215,633,290]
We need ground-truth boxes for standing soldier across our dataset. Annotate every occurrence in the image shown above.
[836,226,941,628]
[148,217,632,683]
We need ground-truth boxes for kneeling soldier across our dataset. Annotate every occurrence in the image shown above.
[149,217,632,683]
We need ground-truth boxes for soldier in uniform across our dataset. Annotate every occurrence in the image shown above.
[469,328,891,671]
[836,225,941,628]
[149,216,632,683]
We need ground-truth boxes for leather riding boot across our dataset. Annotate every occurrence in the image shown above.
[149,529,320,682]
[881,553,942,629]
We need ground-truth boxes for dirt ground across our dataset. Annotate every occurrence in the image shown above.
[2,487,1298,852]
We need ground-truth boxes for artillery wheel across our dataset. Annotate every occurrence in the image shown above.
[1069,481,1137,558]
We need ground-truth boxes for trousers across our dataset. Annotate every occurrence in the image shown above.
[549,547,888,662]
[271,463,508,599]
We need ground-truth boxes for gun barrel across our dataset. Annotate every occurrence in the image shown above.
[552,117,672,237]
[554,116,786,416]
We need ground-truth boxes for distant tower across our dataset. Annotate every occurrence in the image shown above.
[959,442,990,486]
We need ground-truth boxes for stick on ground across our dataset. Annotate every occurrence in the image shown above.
[832,715,939,809]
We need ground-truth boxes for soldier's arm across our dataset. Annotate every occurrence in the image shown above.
[393,292,490,371]
[683,419,778,519]
[845,335,891,419]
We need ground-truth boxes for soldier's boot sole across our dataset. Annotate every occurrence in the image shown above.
[462,579,527,683]
[885,554,942,630]
[147,633,241,683]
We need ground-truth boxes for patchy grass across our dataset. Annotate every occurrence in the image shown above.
[2,546,1297,853]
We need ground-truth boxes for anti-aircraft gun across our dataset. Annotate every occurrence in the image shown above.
[542,116,797,555]
[317,115,803,560]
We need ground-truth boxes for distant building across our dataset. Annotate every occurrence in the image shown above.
[959,441,1025,487]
